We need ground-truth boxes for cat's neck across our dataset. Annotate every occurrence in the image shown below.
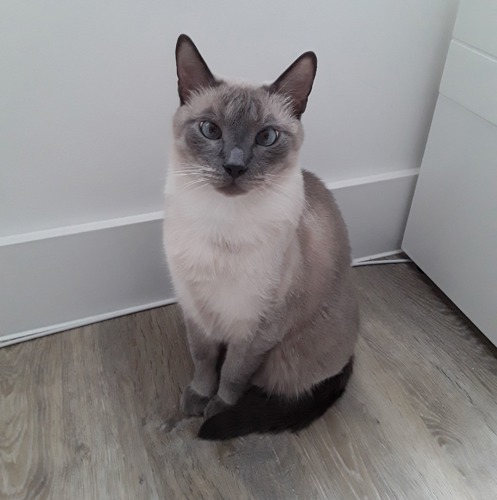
[165,159,305,245]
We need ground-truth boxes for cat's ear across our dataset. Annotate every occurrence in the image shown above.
[269,52,317,118]
[175,34,218,105]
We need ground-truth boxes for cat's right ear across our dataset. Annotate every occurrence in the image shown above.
[175,35,218,105]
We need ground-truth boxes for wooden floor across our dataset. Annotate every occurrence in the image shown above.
[1,264,497,500]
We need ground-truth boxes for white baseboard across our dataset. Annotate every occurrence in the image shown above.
[352,249,404,265]
[0,168,418,345]
[0,219,175,345]
[0,298,178,348]
[329,168,419,260]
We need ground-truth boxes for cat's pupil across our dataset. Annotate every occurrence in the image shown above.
[200,121,222,140]
[256,127,278,147]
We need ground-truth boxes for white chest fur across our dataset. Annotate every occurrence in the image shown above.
[163,168,304,341]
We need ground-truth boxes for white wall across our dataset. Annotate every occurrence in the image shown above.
[0,0,459,342]
[1,0,457,236]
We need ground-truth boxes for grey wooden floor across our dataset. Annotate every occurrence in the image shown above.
[1,264,497,500]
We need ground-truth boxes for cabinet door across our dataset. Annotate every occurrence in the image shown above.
[402,0,497,345]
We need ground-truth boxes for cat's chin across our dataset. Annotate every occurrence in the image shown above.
[215,182,248,197]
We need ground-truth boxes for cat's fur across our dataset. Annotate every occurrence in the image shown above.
[163,35,359,440]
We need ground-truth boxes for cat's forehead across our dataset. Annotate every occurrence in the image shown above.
[220,86,262,123]
[189,82,292,125]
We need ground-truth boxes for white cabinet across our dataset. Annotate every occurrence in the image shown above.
[402,0,497,345]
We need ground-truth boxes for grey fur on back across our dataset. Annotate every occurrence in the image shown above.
[163,35,358,435]
[252,170,359,396]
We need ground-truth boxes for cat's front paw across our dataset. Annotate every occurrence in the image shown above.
[181,385,210,417]
[203,395,232,419]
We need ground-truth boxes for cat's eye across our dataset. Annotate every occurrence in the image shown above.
[256,127,279,147]
[199,121,222,140]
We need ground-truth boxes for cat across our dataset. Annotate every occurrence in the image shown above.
[163,34,359,440]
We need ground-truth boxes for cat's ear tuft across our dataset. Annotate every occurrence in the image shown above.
[269,52,317,118]
[175,34,218,105]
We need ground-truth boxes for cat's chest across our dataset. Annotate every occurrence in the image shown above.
[175,235,277,319]
[164,205,291,334]
[163,177,304,335]
[165,212,284,288]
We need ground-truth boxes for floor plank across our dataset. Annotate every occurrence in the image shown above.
[1,264,496,499]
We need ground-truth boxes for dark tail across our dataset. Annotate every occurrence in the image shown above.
[198,357,353,441]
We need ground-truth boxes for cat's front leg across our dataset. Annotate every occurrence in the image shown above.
[181,317,221,416]
[204,335,273,418]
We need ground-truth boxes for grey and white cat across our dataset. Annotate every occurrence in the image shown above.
[163,35,359,440]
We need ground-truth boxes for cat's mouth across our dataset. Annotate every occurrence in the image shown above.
[215,180,248,196]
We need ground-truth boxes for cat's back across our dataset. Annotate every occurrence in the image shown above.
[302,169,331,205]
[302,169,341,219]
[300,169,351,266]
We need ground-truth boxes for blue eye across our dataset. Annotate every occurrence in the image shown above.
[256,127,279,146]
[200,121,222,140]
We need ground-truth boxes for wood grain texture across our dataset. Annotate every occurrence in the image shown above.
[1,264,496,499]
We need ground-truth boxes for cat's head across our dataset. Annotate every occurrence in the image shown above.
[171,34,317,196]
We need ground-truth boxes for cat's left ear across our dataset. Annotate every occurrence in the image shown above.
[269,52,317,118]
[175,34,218,105]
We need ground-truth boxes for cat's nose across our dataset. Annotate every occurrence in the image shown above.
[224,147,247,179]
[223,164,248,179]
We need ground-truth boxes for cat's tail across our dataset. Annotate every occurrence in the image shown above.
[198,357,353,441]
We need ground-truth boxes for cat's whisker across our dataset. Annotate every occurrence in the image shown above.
[172,167,212,174]
[170,171,200,177]
[171,166,221,185]
[176,162,217,173]
[183,178,208,187]
[184,181,213,195]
